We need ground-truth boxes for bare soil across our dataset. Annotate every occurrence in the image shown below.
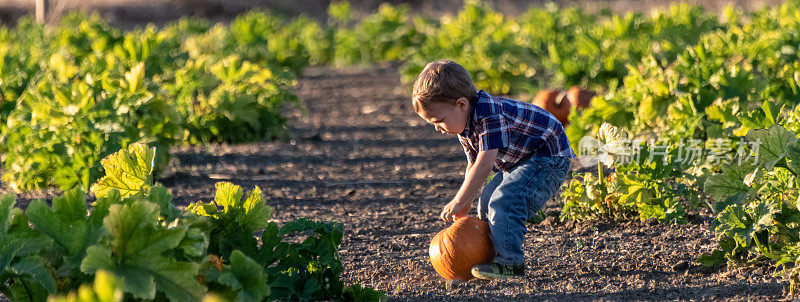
[160,63,786,301]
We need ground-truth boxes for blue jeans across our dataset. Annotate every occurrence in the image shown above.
[477,156,571,266]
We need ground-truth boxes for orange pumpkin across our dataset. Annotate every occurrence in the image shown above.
[566,86,595,109]
[532,89,571,126]
[429,217,494,281]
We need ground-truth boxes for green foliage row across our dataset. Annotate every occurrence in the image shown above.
[695,124,800,287]
[321,1,721,95]
[0,143,383,301]
[559,123,705,224]
[565,1,800,149]
[0,12,305,191]
[0,0,778,193]
[560,0,800,222]
[543,1,800,292]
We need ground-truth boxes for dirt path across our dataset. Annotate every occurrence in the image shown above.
[159,64,788,301]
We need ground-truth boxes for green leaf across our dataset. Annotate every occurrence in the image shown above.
[105,202,184,258]
[81,202,205,301]
[715,204,753,247]
[26,189,96,257]
[148,184,181,221]
[214,182,244,214]
[745,123,797,171]
[125,62,145,93]
[239,186,272,233]
[704,163,759,202]
[90,143,156,199]
[190,182,272,236]
[3,275,50,302]
[0,239,22,282]
[11,256,57,294]
[176,215,210,260]
[215,250,269,302]
[0,193,15,234]
[80,246,116,277]
[697,249,725,267]
[145,256,205,302]
[751,199,779,233]
[784,143,800,177]
[761,99,781,127]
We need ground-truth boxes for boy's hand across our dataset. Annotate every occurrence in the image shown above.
[440,199,470,222]
[440,149,497,222]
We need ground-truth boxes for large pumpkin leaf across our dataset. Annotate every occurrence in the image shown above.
[10,256,58,295]
[784,143,800,177]
[90,143,156,199]
[745,123,797,171]
[81,202,205,301]
[0,195,21,276]
[704,163,760,202]
[751,199,779,233]
[147,184,181,221]
[26,189,106,258]
[714,204,753,247]
[1,194,58,299]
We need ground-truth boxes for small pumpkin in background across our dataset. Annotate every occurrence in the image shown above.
[532,89,571,126]
[566,86,595,109]
[429,217,494,281]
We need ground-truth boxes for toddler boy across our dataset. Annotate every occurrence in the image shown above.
[412,60,574,279]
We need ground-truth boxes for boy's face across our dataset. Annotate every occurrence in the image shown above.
[416,97,470,135]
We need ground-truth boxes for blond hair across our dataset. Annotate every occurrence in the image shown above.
[412,60,477,112]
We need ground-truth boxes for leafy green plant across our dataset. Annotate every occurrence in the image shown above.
[401,0,536,95]
[187,182,273,258]
[188,183,384,301]
[700,124,800,268]
[181,9,322,75]
[24,189,109,291]
[561,123,702,223]
[333,3,424,66]
[0,194,57,302]
[0,11,308,192]
[3,143,384,301]
[0,54,180,191]
[80,201,206,301]
[165,55,298,144]
[90,142,156,199]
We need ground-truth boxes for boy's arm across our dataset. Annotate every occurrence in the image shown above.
[440,149,498,221]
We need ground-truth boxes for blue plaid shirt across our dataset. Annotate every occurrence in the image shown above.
[458,90,575,172]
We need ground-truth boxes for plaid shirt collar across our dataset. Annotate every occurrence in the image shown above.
[459,90,485,137]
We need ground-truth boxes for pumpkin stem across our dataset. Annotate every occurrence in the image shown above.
[556,90,569,106]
